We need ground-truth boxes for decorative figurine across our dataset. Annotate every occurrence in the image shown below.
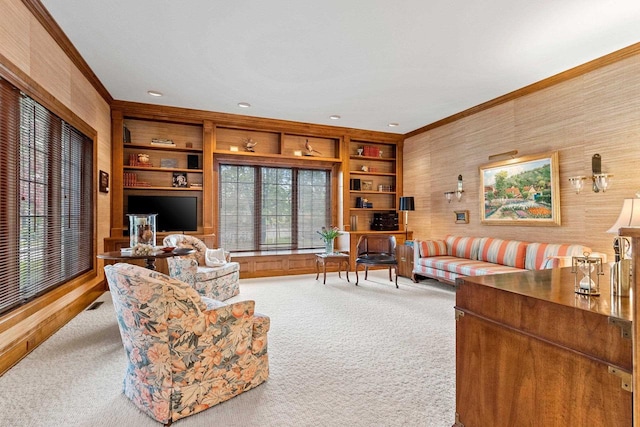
[305,139,321,156]
[243,137,258,152]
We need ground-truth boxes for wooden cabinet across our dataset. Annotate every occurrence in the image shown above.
[455,268,632,426]
[396,243,414,278]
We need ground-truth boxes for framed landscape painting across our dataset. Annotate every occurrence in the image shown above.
[480,151,560,226]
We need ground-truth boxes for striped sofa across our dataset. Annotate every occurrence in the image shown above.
[412,235,591,285]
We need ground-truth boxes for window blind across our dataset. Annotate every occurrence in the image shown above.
[219,164,330,252]
[0,77,93,315]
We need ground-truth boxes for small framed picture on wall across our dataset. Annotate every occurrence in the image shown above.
[454,210,469,224]
[99,170,109,193]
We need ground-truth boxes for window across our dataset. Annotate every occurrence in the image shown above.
[219,164,330,251]
[0,77,93,315]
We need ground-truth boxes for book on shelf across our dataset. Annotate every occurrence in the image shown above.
[361,145,381,157]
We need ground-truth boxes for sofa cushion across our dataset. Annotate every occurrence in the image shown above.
[525,243,591,270]
[445,236,482,260]
[413,264,461,283]
[477,237,528,269]
[419,256,525,276]
[418,240,447,257]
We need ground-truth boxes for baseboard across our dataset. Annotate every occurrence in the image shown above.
[0,275,105,376]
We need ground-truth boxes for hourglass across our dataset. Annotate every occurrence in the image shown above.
[571,251,603,296]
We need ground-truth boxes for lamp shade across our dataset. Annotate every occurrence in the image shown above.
[607,198,640,233]
[399,196,415,211]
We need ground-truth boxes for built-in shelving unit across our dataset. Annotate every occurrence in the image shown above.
[344,138,403,232]
[110,102,404,275]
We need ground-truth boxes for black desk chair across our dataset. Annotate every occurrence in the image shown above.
[355,234,398,288]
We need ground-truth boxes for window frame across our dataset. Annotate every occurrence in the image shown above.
[215,157,340,252]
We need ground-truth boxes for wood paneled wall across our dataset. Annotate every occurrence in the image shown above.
[0,0,111,374]
[404,53,640,262]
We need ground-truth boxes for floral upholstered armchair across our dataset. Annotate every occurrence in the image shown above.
[163,234,240,301]
[104,263,269,425]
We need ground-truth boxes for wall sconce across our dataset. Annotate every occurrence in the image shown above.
[568,154,612,194]
[444,175,464,202]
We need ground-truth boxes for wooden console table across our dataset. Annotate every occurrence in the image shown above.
[454,268,632,426]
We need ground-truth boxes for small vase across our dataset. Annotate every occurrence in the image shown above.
[325,239,334,254]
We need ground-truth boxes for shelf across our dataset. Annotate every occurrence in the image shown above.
[350,208,397,211]
[124,143,202,153]
[124,166,203,173]
[349,171,396,177]
[350,155,396,162]
[351,190,396,195]
[124,186,203,191]
[213,150,340,162]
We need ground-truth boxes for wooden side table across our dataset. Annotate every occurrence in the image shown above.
[315,253,350,284]
[396,244,414,278]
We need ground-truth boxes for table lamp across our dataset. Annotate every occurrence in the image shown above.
[399,196,415,241]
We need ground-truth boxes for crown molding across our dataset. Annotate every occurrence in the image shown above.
[21,0,113,104]
[405,41,640,138]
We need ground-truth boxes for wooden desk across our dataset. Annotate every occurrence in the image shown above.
[315,253,350,284]
[454,268,632,426]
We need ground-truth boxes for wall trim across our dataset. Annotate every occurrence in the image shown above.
[21,0,113,104]
[0,273,105,376]
[405,41,640,138]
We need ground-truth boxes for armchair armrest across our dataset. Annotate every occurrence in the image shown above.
[251,313,270,356]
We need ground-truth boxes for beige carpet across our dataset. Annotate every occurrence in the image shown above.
[0,270,456,426]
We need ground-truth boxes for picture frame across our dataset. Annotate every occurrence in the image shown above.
[454,210,469,224]
[99,170,109,193]
[172,172,188,188]
[480,151,560,226]
[361,180,373,191]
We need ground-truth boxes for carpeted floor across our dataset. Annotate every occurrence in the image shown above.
[0,270,456,427]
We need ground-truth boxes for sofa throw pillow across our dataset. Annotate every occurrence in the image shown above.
[205,248,227,267]
[419,240,447,257]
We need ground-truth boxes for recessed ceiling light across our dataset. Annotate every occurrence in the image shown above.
[147,90,163,97]
[388,122,399,127]
[330,115,341,120]
[237,102,251,108]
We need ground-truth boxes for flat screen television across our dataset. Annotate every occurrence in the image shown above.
[127,195,198,232]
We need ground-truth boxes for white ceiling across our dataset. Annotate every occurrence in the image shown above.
[40,0,640,134]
